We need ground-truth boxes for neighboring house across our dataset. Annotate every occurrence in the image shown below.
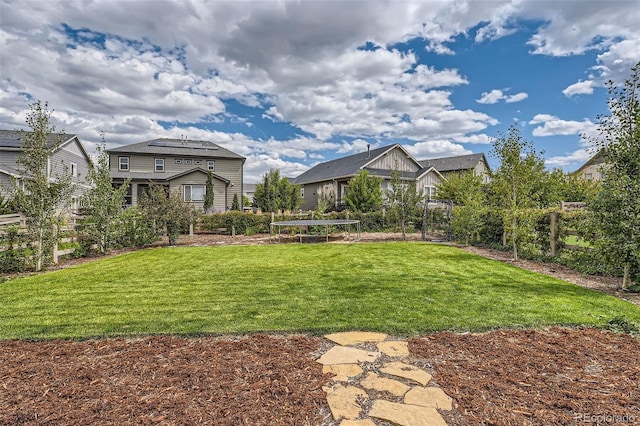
[243,183,256,207]
[0,129,92,209]
[419,153,491,184]
[107,138,245,211]
[574,150,605,181]
[292,144,445,210]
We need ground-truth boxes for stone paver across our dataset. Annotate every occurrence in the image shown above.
[319,333,455,425]
[380,361,433,386]
[360,372,410,396]
[376,340,410,357]
[369,400,448,426]
[322,364,363,381]
[325,331,389,345]
[339,420,377,426]
[323,383,368,420]
[317,346,381,365]
[404,386,453,411]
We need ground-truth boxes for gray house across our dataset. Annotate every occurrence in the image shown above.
[292,144,445,210]
[108,138,245,211]
[419,153,491,183]
[292,144,490,210]
[0,130,92,208]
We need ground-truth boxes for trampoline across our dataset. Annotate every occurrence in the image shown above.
[270,219,361,243]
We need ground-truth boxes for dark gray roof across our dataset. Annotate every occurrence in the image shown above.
[292,144,400,184]
[0,129,78,150]
[419,153,488,173]
[108,138,245,160]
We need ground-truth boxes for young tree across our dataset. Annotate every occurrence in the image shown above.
[343,170,383,213]
[444,172,486,245]
[387,170,423,240]
[588,62,640,288]
[252,169,301,212]
[12,100,73,271]
[139,183,194,246]
[489,125,547,260]
[81,138,131,254]
[204,171,215,212]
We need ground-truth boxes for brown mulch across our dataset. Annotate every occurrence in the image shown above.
[409,327,640,426]
[2,233,640,425]
[0,334,331,426]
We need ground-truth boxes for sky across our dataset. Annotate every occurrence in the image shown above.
[1,1,639,183]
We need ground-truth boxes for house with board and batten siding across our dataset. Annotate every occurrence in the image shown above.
[292,144,491,211]
[0,130,92,209]
[107,138,245,211]
[292,144,444,210]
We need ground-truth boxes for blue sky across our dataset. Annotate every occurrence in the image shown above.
[1,1,638,182]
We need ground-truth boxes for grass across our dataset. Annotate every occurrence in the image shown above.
[564,235,592,247]
[1,242,638,340]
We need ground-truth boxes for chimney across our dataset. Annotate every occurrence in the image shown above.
[367,144,370,159]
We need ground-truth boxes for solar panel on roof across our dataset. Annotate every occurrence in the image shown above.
[147,140,218,150]
[0,139,22,148]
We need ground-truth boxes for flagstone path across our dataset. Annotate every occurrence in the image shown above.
[317,331,454,426]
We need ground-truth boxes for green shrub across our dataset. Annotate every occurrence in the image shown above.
[0,226,29,273]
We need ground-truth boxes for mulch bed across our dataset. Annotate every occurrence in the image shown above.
[409,327,640,426]
[0,334,330,425]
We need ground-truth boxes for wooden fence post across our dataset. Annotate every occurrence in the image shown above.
[52,224,59,264]
[550,212,558,257]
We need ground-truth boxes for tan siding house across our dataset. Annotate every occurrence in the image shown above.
[574,150,605,181]
[0,130,92,207]
[108,138,244,211]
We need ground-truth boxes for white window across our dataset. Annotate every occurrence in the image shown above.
[185,159,192,165]
[424,186,437,199]
[195,160,202,165]
[585,173,593,180]
[118,156,129,171]
[175,159,182,164]
[301,187,304,198]
[155,158,165,172]
[70,162,78,177]
[184,185,206,202]
[207,160,215,171]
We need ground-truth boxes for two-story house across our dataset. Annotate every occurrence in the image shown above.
[107,138,245,211]
[0,129,92,208]
[573,150,605,181]
[292,144,490,210]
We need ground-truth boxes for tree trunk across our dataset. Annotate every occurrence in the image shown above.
[512,216,518,260]
[622,263,630,289]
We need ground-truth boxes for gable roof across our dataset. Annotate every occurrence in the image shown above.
[293,144,421,184]
[108,138,245,161]
[419,153,489,173]
[0,129,82,152]
[574,150,605,175]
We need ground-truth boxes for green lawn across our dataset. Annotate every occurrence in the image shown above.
[1,242,638,340]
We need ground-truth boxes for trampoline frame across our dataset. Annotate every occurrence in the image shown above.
[270,219,361,243]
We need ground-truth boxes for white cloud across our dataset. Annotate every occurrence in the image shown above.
[529,114,597,138]
[562,80,595,97]
[406,140,471,160]
[545,148,593,168]
[477,89,528,104]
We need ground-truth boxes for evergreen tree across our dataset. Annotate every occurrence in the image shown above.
[343,170,383,213]
[204,171,215,212]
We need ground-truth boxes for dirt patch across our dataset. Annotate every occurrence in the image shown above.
[409,327,640,426]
